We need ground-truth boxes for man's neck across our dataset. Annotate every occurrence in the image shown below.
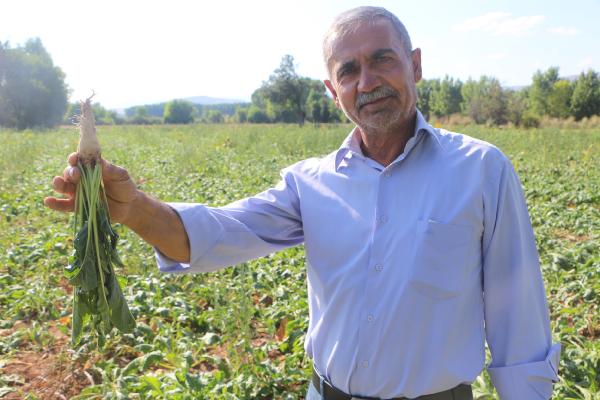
[358,113,417,167]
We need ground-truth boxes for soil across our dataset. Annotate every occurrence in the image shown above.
[0,321,92,400]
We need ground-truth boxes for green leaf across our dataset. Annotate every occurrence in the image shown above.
[107,274,136,333]
[71,289,91,345]
[141,351,163,371]
[141,375,162,391]
[201,332,220,346]
[185,372,205,392]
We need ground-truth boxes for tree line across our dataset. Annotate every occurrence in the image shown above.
[1,38,600,129]
[417,68,600,127]
[63,101,251,126]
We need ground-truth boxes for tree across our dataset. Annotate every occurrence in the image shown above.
[570,70,600,120]
[0,42,10,125]
[234,107,248,123]
[306,85,332,123]
[547,80,573,118]
[129,106,159,124]
[307,93,322,123]
[320,98,332,123]
[164,100,194,124]
[64,102,122,125]
[247,104,271,123]
[485,78,508,125]
[528,67,560,116]
[259,55,310,125]
[416,79,439,120]
[250,87,277,121]
[430,76,462,118]
[0,38,68,129]
[505,89,528,126]
[247,56,340,124]
[461,76,507,124]
[204,109,224,123]
[64,102,80,125]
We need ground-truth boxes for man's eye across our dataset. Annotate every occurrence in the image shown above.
[339,66,355,78]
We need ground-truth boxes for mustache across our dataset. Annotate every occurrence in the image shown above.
[356,86,398,109]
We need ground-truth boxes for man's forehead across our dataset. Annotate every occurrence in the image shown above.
[329,20,403,65]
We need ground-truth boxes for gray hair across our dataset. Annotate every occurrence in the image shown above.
[323,6,413,77]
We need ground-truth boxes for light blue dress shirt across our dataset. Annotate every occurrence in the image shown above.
[156,110,560,399]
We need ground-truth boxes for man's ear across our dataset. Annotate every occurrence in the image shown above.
[324,79,341,109]
[411,48,422,83]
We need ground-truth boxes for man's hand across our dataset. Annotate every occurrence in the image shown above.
[44,152,139,225]
[44,152,191,263]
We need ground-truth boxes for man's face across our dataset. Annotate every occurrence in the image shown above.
[324,19,422,133]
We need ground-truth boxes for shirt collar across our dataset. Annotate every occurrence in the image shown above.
[334,109,442,171]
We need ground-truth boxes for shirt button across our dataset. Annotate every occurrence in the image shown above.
[374,263,383,272]
[367,315,374,322]
[384,171,391,177]
[362,360,369,368]
[379,215,388,224]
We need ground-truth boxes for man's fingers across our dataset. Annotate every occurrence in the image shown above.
[44,196,75,213]
[67,152,78,167]
[63,165,80,184]
[45,153,80,214]
[53,176,76,196]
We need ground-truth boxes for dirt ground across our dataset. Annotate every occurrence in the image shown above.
[0,320,92,400]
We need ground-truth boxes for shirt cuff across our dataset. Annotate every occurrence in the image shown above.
[153,202,223,273]
[154,246,190,273]
[488,343,561,400]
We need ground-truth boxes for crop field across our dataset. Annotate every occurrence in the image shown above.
[0,124,598,399]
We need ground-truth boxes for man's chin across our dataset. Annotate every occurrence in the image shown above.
[357,111,402,132]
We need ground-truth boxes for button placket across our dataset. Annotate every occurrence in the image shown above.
[357,175,389,376]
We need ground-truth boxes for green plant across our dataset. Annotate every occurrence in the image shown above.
[65,98,135,346]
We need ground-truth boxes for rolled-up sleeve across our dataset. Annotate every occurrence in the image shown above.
[482,158,560,399]
[488,344,560,399]
[155,167,304,273]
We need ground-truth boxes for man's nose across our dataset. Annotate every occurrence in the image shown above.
[357,66,380,93]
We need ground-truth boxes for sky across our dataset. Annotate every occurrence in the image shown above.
[2,0,599,109]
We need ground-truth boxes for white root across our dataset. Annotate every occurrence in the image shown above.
[77,94,101,166]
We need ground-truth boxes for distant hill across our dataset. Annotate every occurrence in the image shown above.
[114,95,248,116]
[183,96,247,105]
[505,75,579,92]
[123,96,250,118]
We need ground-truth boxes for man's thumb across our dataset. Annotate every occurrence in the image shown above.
[101,159,130,182]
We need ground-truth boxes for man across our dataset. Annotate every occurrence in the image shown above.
[45,6,560,400]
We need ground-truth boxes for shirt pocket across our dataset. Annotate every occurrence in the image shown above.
[409,219,474,300]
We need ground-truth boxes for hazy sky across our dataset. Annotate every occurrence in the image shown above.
[2,0,599,109]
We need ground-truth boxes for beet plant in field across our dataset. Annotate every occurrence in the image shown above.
[65,97,135,346]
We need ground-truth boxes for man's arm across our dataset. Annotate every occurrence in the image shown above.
[125,191,190,263]
[44,153,190,262]
[154,167,304,273]
[45,153,304,272]
[482,158,560,400]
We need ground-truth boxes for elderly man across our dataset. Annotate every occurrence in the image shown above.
[46,6,560,400]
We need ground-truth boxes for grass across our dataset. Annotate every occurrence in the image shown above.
[0,123,598,399]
